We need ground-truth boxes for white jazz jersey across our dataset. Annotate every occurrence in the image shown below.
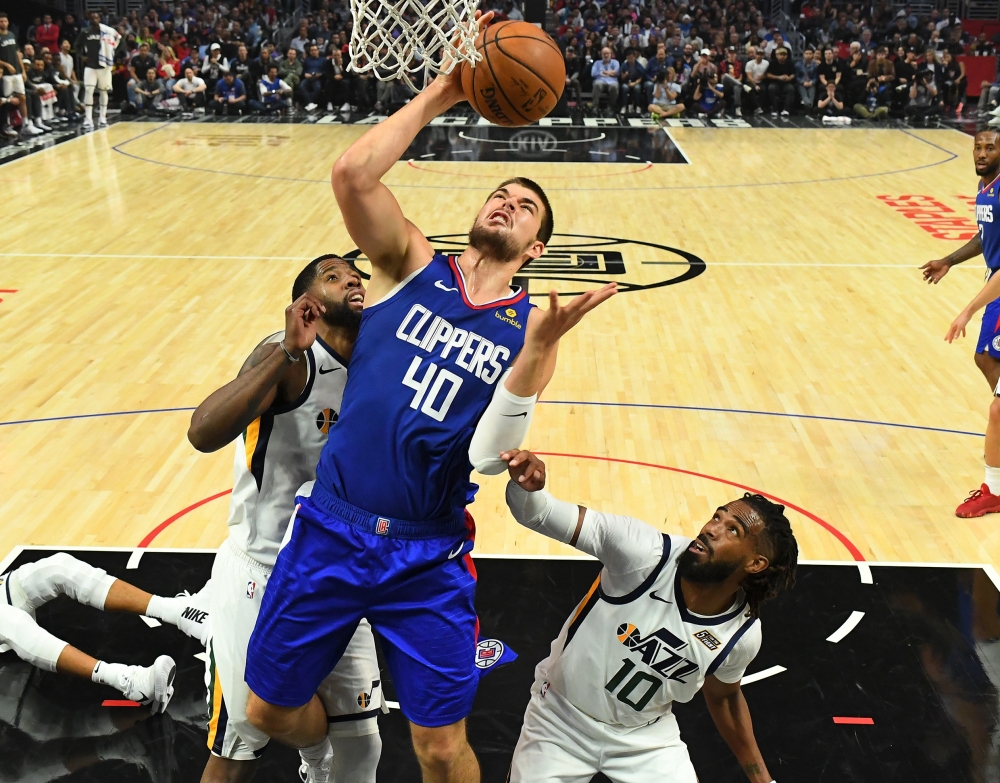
[227,333,348,567]
[538,534,761,728]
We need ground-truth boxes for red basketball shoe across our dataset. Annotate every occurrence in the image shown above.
[956,484,1000,518]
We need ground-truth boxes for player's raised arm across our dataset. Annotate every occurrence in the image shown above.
[331,13,493,295]
[701,676,773,783]
[187,293,322,452]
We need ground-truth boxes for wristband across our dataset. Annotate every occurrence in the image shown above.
[279,339,301,363]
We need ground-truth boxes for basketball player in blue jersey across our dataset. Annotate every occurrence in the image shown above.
[243,13,616,782]
[924,129,1000,517]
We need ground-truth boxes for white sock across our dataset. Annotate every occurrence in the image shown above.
[299,736,333,764]
[92,660,130,692]
[985,465,1000,495]
[98,90,108,120]
[146,594,183,625]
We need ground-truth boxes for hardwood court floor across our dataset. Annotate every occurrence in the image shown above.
[1,121,996,568]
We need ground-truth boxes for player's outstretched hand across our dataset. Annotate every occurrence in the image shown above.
[921,258,951,284]
[284,292,326,357]
[527,283,618,349]
[945,309,972,343]
[502,448,546,492]
[433,10,495,107]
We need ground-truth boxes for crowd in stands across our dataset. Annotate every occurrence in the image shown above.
[554,0,1000,122]
[2,0,1000,138]
[0,0,526,135]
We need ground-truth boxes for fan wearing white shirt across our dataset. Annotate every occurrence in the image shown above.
[173,66,207,111]
[500,449,798,783]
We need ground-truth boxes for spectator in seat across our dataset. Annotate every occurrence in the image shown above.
[906,68,940,122]
[743,45,768,115]
[894,47,917,115]
[718,45,745,117]
[213,69,246,115]
[230,44,253,91]
[290,21,311,55]
[300,43,326,111]
[938,49,965,115]
[843,42,869,109]
[127,42,157,109]
[855,77,889,120]
[971,33,996,56]
[817,46,843,96]
[327,48,349,111]
[979,72,1000,115]
[643,42,671,104]
[251,44,275,91]
[201,43,228,94]
[35,14,60,55]
[42,50,77,120]
[692,72,725,117]
[180,47,202,78]
[24,58,54,130]
[648,68,684,120]
[765,46,795,116]
[795,46,818,112]
[133,66,164,113]
[172,65,206,111]
[564,47,582,106]
[867,45,895,105]
[278,47,302,105]
[618,48,645,115]
[254,64,291,113]
[157,45,179,92]
[590,46,620,114]
[817,80,845,118]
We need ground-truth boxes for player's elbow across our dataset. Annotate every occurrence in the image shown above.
[331,149,371,196]
[186,417,222,453]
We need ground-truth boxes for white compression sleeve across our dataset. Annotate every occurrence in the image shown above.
[331,733,382,783]
[12,553,116,612]
[0,603,67,672]
[505,483,581,544]
[469,369,537,475]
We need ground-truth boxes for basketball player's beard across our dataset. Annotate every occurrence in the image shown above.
[323,298,362,329]
[468,219,529,265]
[676,546,741,584]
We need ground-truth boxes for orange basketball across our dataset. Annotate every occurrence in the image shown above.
[460,21,565,127]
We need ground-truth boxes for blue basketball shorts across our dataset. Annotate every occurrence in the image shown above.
[977,297,1000,360]
[245,485,480,728]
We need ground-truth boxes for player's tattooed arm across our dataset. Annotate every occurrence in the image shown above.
[702,675,773,783]
[922,233,982,283]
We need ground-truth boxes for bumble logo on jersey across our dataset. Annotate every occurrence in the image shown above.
[315,408,338,434]
[495,307,523,329]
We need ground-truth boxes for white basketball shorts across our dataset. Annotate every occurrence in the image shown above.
[83,66,112,91]
[206,538,382,761]
[509,684,698,783]
[1,74,24,97]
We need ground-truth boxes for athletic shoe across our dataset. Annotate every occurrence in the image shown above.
[956,484,1000,518]
[299,744,334,783]
[743,83,752,92]
[175,579,212,645]
[83,117,94,129]
[121,655,176,713]
[734,107,742,117]
[305,102,318,112]
[1,127,17,139]
[780,109,789,117]
[97,117,108,127]
[22,124,43,136]
[33,119,51,132]
[340,102,352,112]
[990,104,1000,117]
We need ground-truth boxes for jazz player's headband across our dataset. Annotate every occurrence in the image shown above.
[722,500,764,535]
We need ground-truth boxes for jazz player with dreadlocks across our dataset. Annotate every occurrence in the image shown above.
[500,450,797,783]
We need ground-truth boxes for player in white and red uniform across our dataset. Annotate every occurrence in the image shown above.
[500,449,798,783]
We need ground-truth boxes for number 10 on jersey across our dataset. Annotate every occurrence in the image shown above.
[403,357,464,422]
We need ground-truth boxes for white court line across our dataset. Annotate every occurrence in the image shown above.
[826,610,865,643]
[126,549,144,569]
[385,700,400,710]
[140,616,162,628]
[0,545,24,574]
[193,650,210,663]
[742,665,786,685]
[661,128,690,164]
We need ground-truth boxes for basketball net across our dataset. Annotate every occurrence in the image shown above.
[348,0,482,93]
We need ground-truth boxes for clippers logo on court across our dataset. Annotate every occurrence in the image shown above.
[316,408,338,434]
[376,517,390,536]
[694,629,722,651]
[475,639,504,669]
[246,580,256,599]
[346,234,705,298]
[614,622,700,682]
